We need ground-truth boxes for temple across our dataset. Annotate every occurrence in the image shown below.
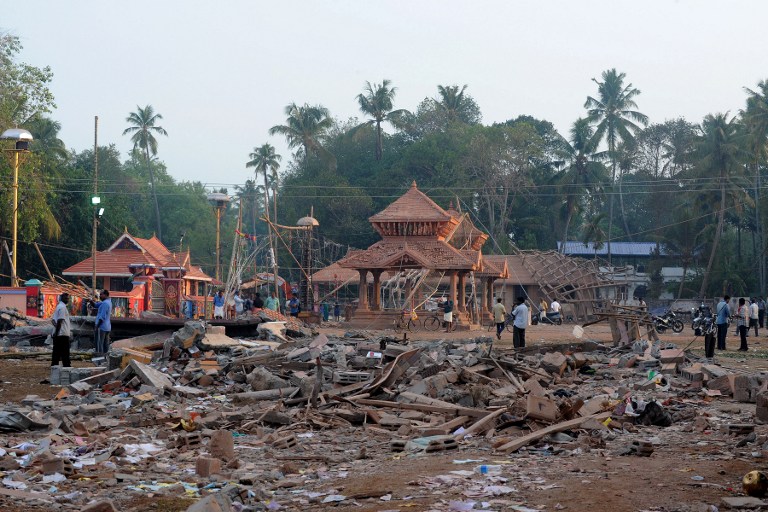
[337,181,507,328]
[61,231,214,318]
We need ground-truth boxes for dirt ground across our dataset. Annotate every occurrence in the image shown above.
[1,322,767,511]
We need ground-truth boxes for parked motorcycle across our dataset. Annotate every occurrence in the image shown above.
[653,309,684,333]
[533,311,563,325]
[691,304,716,336]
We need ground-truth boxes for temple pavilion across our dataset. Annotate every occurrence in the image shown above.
[337,182,507,328]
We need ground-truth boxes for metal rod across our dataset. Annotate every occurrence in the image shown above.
[11,151,18,287]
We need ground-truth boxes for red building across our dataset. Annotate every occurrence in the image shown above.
[60,231,214,319]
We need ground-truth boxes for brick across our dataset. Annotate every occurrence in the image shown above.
[78,404,106,416]
[707,374,735,396]
[67,381,93,395]
[658,349,685,364]
[660,362,678,375]
[541,352,567,376]
[196,456,221,477]
[210,430,235,461]
[526,394,558,422]
[81,501,118,512]
[756,392,768,423]
[734,375,762,403]
[681,368,704,382]
[41,457,64,475]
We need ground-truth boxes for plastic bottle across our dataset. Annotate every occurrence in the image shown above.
[474,464,502,475]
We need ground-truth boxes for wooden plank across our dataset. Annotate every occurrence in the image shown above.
[456,407,508,440]
[353,398,488,418]
[495,412,611,452]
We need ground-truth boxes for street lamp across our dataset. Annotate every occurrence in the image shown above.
[297,213,319,313]
[1,128,34,287]
[206,192,230,282]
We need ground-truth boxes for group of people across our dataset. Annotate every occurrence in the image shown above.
[212,290,281,319]
[51,290,113,368]
[713,295,765,354]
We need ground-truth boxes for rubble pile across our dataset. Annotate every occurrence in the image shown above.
[0,321,767,510]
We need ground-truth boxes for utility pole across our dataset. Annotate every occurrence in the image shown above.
[91,116,99,293]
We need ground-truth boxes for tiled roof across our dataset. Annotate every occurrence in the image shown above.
[312,262,392,284]
[486,255,538,285]
[477,255,509,278]
[558,241,667,257]
[63,249,154,277]
[338,239,478,271]
[369,182,452,223]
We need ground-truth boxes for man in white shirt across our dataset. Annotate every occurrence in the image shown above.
[551,300,561,314]
[511,296,529,349]
[51,293,72,367]
[234,291,245,317]
[749,298,760,337]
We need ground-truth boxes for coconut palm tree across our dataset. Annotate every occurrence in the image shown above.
[27,117,68,161]
[585,69,648,263]
[352,80,408,161]
[269,103,335,169]
[246,143,282,223]
[123,105,168,241]
[696,113,747,296]
[742,79,768,290]
[557,118,608,251]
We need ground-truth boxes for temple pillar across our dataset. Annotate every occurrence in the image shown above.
[457,272,466,312]
[405,277,413,311]
[480,277,488,312]
[449,271,458,309]
[371,270,382,310]
[357,270,369,311]
[488,278,496,311]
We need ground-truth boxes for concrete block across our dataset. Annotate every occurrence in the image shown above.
[734,375,761,403]
[196,456,221,477]
[707,374,735,395]
[78,404,106,416]
[756,392,768,423]
[658,349,685,364]
[523,377,546,397]
[541,352,567,376]
[526,394,558,422]
[210,430,235,461]
[572,352,588,369]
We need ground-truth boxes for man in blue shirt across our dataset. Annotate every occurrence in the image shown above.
[213,291,225,319]
[289,293,300,317]
[93,290,112,355]
[716,295,731,351]
[511,296,529,349]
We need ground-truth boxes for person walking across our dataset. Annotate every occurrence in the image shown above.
[442,297,454,332]
[511,296,529,349]
[51,293,72,367]
[737,297,749,351]
[253,292,264,309]
[716,295,731,351]
[750,298,760,337]
[492,298,506,341]
[213,291,225,319]
[334,302,341,322]
[93,290,112,355]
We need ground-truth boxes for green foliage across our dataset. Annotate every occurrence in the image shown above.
[0,33,55,126]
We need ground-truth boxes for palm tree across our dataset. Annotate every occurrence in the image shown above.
[123,105,168,241]
[557,118,608,251]
[352,80,407,161]
[436,85,470,122]
[246,143,282,224]
[585,69,648,263]
[742,79,768,291]
[269,103,335,169]
[27,117,68,161]
[696,113,746,296]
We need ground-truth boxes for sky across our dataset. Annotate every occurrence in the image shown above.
[4,0,768,189]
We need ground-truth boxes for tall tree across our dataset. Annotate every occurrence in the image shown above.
[269,103,335,169]
[123,105,168,241]
[246,143,282,223]
[696,113,746,296]
[742,79,768,291]
[352,80,407,161]
[557,118,608,250]
[585,69,648,260]
[436,85,480,124]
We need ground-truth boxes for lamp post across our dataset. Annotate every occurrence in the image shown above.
[207,192,230,282]
[1,128,34,287]
[297,213,319,312]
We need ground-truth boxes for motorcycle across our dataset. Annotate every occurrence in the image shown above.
[533,311,562,325]
[691,304,717,336]
[653,309,684,333]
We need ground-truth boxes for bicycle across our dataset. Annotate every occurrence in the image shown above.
[394,310,421,333]
[423,313,442,331]
[487,313,515,334]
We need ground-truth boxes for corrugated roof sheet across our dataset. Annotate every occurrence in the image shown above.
[558,241,668,257]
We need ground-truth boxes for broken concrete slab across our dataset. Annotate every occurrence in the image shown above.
[129,359,175,391]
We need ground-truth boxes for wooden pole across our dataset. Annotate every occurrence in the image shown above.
[91,116,98,293]
[33,243,53,281]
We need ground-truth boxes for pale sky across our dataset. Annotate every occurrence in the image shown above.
[4,1,767,189]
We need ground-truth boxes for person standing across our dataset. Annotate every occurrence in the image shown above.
[758,297,766,329]
[289,293,300,317]
[233,291,245,317]
[334,302,341,321]
[511,296,529,349]
[750,298,760,337]
[551,299,561,314]
[264,291,279,312]
[492,298,506,341]
[93,290,112,355]
[716,295,731,351]
[51,293,72,367]
[442,297,454,332]
[737,297,749,351]
[213,291,225,319]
